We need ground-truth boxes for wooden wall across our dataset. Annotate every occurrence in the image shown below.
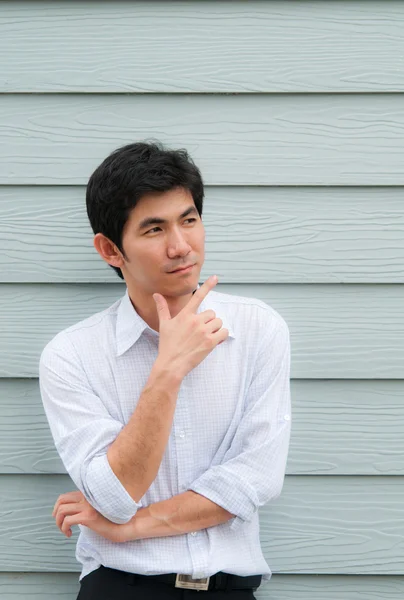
[1,2,403,598]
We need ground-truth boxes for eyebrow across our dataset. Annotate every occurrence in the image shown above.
[137,206,198,231]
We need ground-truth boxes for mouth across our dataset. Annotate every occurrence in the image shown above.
[169,264,195,274]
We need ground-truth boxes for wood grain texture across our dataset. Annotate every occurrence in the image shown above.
[1,574,404,600]
[2,1,404,93]
[0,475,403,574]
[1,94,404,185]
[2,185,404,283]
[0,574,79,600]
[0,283,403,379]
[1,378,403,476]
[1,0,402,592]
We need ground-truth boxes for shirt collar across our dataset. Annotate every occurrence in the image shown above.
[116,284,235,357]
[116,287,149,357]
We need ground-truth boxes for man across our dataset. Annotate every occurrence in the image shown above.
[39,141,291,599]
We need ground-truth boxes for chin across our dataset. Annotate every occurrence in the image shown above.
[177,278,199,294]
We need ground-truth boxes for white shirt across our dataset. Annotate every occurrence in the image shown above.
[39,285,291,585]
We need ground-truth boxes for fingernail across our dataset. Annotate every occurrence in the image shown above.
[212,275,218,283]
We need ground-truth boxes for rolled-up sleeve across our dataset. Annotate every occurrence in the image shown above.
[188,314,291,532]
[39,335,141,524]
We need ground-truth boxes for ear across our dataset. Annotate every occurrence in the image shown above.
[93,233,124,268]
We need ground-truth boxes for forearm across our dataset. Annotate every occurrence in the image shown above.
[124,491,235,541]
[107,361,182,503]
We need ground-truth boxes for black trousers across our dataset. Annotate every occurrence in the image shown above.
[77,566,258,600]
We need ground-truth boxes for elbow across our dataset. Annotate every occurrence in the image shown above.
[261,475,287,506]
[272,472,287,500]
[80,454,142,525]
[106,448,152,504]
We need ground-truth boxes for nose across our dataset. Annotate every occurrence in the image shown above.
[167,228,192,259]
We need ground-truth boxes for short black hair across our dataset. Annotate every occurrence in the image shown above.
[86,141,204,279]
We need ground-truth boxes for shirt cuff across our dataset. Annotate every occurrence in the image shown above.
[188,466,259,533]
[83,453,142,525]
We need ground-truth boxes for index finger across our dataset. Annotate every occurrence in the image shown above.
[52,491,83,516]
[186,275,218,313]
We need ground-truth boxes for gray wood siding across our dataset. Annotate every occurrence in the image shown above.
[1,186,404,283]
[1,94,404,186]
[1,1,403,598]
[2,475,403,573]
[1,1,404,93]
[2,378,403,475]
[1,573,403,600]
[1,284,404,379]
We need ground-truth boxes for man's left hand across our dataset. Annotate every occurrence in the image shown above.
[52,490,129,543]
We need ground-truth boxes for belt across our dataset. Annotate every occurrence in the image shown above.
[100,566,262,592]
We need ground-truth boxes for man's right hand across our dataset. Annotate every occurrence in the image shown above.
[153,275,229,380]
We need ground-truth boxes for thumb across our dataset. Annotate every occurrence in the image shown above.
[153,293,171,321]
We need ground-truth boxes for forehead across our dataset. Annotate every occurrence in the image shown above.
[130,187,195,222]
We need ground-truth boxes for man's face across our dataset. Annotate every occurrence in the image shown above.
[120,187,205,297]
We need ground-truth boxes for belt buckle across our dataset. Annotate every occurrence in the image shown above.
[175,574,210,591]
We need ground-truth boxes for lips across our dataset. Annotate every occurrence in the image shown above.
[170,264,195,273]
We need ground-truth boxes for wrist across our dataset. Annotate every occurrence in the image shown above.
[117,515,140,543]
[123,508,149,542]
[149,359,184,389]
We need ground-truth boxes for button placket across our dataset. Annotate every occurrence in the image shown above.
[188,531,209,576]
[176,378,208,576]
[173,381,194,495]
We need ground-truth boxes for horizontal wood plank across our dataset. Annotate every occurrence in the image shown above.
[0,574,79,600]
[1,475,403,574]
[255,575,404,600]
[2,1,404,93]
[1,185,404,283]
[1,378,403,476]
[1,283,403,379]
[1,573,404,600]
[1,94,404,185]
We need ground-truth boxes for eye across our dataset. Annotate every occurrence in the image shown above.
[144,218,196,235]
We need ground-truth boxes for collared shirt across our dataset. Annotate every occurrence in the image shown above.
[39,285,291,585]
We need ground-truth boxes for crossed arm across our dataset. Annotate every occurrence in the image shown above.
[53,488,234,543]
[45,316,291,543]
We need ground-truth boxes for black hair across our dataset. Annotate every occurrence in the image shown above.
[86,140,204,279]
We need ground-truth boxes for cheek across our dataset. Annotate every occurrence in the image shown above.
[146,246,167,272]
[127,245,157,273]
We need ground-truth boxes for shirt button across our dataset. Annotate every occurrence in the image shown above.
[178,431,186,438]
[190,531,197,536]
[284,414,291,421]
